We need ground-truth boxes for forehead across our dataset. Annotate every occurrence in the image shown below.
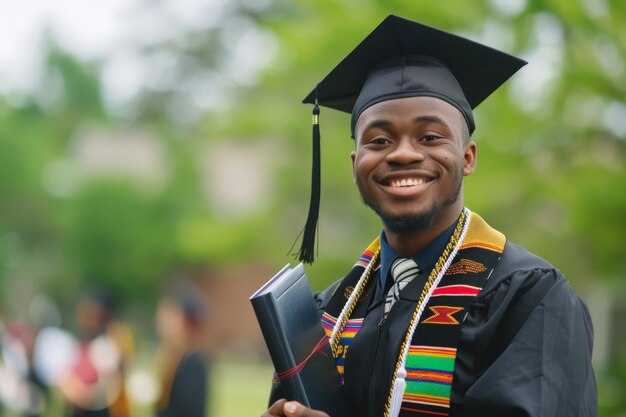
[355,96,464,134]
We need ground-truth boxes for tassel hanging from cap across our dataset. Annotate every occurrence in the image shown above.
[295,99,321,264]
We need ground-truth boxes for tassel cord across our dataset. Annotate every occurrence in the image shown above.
[297,104,321,264]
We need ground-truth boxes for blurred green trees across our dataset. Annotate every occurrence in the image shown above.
[1,0,624,319]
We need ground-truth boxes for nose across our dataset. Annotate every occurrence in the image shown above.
[385,138,425,166]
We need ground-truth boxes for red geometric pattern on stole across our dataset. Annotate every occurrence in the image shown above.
[421,306,464,325]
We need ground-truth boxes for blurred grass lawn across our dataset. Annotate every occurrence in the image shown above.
[211,357,273,416]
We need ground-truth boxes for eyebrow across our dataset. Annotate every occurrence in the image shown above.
[358,114,451,138]
[363,115,448,130]
[361,119,392,132]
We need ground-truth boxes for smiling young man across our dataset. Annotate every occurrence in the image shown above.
[264,16,597,417]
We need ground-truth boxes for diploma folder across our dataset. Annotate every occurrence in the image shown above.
[250,263,346,415]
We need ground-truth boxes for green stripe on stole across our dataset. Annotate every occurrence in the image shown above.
[405,381,451,398]
[405,355,455,373]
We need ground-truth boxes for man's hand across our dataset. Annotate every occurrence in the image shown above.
[262,399,331,417]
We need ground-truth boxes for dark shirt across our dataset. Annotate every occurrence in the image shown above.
[379,221,457,291]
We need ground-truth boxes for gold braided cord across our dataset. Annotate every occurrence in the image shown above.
[383,210,468,417]
[329,250,380,357]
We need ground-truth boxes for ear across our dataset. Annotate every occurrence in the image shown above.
[350,151,357,183]
[463,141,477,176]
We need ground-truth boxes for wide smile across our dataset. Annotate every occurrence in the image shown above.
[388,177,429,187]
[377,173,435,196]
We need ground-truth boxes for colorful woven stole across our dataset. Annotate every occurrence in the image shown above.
[321,211,505,417]
[321,240,379,384]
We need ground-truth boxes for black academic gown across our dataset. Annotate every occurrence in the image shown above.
[270,241,597,417]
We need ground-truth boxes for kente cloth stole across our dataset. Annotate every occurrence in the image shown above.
[321,212,505,417]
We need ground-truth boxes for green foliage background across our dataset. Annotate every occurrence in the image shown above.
[1,0,625,415]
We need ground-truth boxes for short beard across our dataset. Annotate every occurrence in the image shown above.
[372,203,437,234]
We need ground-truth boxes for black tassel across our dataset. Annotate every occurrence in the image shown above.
[297,103,321,264]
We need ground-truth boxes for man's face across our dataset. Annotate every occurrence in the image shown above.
[351,96,476,235]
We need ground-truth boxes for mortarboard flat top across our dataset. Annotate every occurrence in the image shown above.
[303,15,527,135]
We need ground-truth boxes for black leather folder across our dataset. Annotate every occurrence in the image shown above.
[250,263,346,415]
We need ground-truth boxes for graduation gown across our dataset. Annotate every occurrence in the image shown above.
[270,224,597,417]
[156,351,208,417]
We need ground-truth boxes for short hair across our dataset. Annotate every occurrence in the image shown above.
[461,113,471,144]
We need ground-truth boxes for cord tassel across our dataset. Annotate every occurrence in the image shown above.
[388,367,407,417]
[297,103,321,264]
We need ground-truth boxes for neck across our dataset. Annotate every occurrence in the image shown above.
[384,206,464,257]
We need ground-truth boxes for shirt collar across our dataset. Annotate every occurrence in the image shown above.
[379,220,458,290]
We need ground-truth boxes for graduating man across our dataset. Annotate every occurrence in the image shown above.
[264,15,597,417]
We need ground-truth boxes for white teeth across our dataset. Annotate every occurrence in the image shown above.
[390,178,426,187]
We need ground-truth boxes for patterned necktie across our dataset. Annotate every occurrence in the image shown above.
[384,257,421,318]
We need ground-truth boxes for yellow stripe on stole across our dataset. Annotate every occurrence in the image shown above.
[460,211,505,253]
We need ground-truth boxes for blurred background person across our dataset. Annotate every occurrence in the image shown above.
[153,286,210,417]
[0,318,48,416]
[58,290,135,417]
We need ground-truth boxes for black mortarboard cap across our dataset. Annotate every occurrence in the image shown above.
[294,15,527,263]
[303,15,527,136]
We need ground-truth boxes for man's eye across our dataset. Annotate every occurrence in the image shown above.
[370,137,389,145]
[422,135,441,142]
